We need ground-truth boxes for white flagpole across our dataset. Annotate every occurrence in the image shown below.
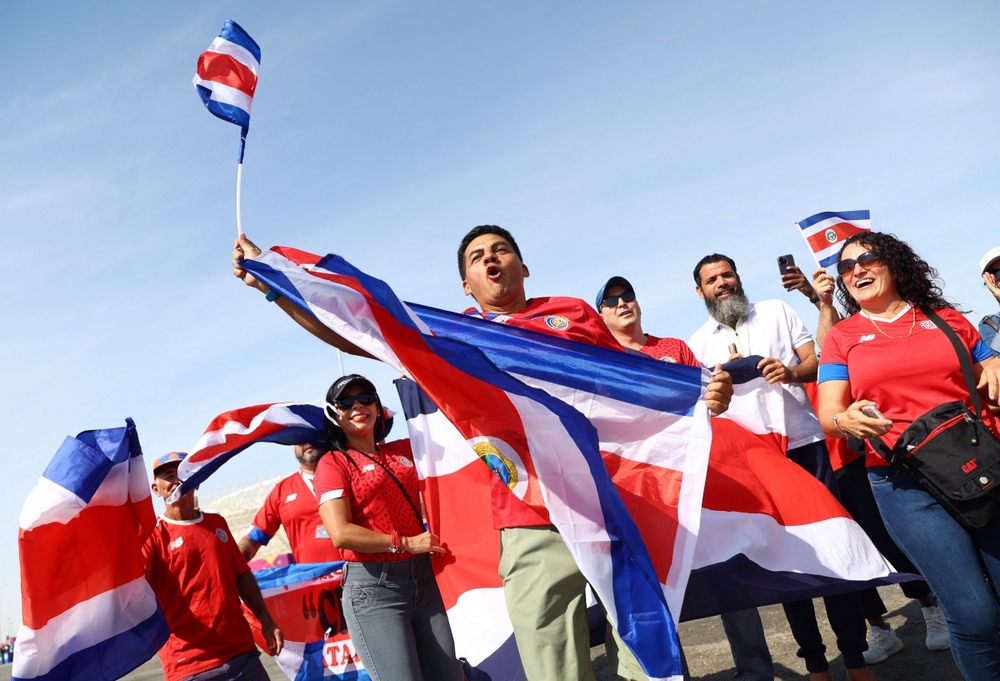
[236,162,244,237]
[337,349,345,376]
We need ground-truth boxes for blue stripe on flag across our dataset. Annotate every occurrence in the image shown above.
[14,606,169,681]
[818,251,841,268]
[219,19,261,64]
[195,85,251,129]
[409,303,702,416]
[42,419,138,503]
[798,210,870,230]
[254,562,343,590]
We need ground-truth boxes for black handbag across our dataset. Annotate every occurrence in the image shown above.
[871,308,1000,529]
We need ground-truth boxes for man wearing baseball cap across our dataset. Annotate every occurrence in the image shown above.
[143,452,283,681]
[979,247,1000,357]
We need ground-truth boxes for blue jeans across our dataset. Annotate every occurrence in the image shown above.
[869,466,1000,680]
[341,554,464,681]
[720,609,774,681]
[179,651,268,681]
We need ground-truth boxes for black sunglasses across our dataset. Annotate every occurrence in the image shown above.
[836,251,882,276]
[987,267,1000,280]
[333,392,378,410]
[601,290,636,308]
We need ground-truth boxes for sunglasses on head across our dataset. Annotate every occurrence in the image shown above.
[333,392,378,411]
[836,251,882,276]
[601,290,636,308]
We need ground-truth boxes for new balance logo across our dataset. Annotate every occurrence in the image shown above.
[858,334,876,343]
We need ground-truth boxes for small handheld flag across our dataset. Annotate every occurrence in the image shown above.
[796,210,871,268]
[193,20,261,235]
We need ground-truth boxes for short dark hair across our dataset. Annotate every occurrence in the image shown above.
[693,254,737,286]
[457,225,524,279]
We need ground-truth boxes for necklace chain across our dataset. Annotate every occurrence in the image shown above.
[869,306,916,339]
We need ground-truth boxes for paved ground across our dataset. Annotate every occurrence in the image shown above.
[0,586,963,680]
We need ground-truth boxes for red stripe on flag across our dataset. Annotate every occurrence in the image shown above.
[197,52,257,97]
[806,222,868,253]
[420,460,503,609]
[601,451,682,583]
[19,503,149,628]
[703,420,850,524]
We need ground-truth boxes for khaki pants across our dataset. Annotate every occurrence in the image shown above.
[499,525,647,681]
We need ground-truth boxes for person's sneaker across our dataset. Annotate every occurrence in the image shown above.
[863,624,904,664]
[922,605,951,651]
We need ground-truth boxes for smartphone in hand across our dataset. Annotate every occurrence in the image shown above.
[861,405,887,420]
[777,254,795,276]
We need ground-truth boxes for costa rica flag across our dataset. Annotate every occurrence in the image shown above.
[193,20,260,133]
[797,210,871,268]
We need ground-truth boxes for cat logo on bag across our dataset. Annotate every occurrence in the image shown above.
[962,458,979,474]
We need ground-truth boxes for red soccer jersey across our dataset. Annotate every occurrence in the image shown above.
[312,440,424,563]
[248,471,342,564]
[819,306,997,466]
[142,513,256,681]
[464,296,626,529]
[639,334,700,367]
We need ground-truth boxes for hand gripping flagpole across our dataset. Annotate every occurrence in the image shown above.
[193,20,261,238]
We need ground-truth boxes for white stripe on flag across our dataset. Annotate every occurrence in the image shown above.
[694,510,893,579]
[206,37,260,72]
[19,459,145,531]
[12,577,160,679]
[448,587,514,666]
[192,77,254,113]
[190,403,320,452]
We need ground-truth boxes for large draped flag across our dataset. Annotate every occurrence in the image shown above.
[14,419,169,681]
[172,402,325,502]
[243,248,688,681]
[193,19,260,162]
[796,210,871,268]
[401,308,900,621]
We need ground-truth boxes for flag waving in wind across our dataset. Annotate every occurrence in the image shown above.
[14,419,168,681]
[242,247,687,681]
[796,210,871,268]
[193,20,260,145]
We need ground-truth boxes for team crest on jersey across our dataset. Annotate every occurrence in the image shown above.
[859,334,876,343]
[825,228,838,243]
[660,356,677,363]
[398,456,413,467]
[469,436,529,500]
[920,320,936,330]
[543,315,570,331]
[168,537,184,551]
[216,529,229,543]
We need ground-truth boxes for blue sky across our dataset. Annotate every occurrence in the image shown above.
[2,2,998,632]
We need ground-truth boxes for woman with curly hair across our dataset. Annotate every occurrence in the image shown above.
[817,232,1000,680]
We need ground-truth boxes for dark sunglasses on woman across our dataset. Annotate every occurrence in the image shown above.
[334,392,378,410]
[836,251,882,276]
[601,290,636,308]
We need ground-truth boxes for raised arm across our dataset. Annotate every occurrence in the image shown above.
[811,267,842,347]
[232,234,374,359]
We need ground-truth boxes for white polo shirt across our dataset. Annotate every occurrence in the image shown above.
[688,299,823,449]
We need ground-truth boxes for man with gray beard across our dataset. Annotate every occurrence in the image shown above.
[687,254,876,681]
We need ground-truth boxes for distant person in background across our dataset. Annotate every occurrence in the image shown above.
[979,247,1000,357]
[144,452,283,681]
[784,264,950,664]
[238,442,343,564]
